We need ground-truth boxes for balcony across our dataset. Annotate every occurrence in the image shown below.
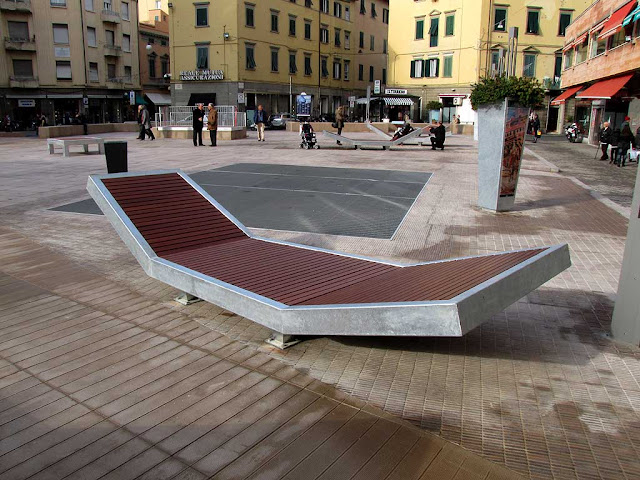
[106,76,124,87]
[9,75,38,88]
[103,44,121,56]
[0,0,31,13]
[4,35,36,51]
[543,77,562,91]
[101,8,121,23]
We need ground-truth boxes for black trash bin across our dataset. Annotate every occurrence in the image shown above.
[104,141,128,174]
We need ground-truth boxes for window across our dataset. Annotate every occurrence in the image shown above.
[304,20,311,39]
[382,8,389,24]
[271,48,279,72]
[304,54,312,75]
[305,0,312,7]
[89,62,98,82]
[591,33,606,57]
[333,60,341,79]
[429,18,439,47]
[445,14,454,36]
[321,25,329,43]
[105,29,115,46]
[289,51,297,74]
[345,6,350,21]
[196,45,208,69]
[443,55,453,77]
[410,59,423,78]
[56,61,72,79]
[371,2,376,18]
[609,25,632,49]
[382,68,386,84]
[271,11,279,32]
[103,0,112,9]
[121,2,129,20]
[426,58,439,77]
[50,0,66,6]
[491,49,504,74]
[321,56,328,77]
[124,66,131,82]
[246,43,256,69]
[156,0,161,7]
[369,65,374,81]
[53,24,69,44]
[334,2,341,18]
[344,60,350,80]
[196,5,208,27]
[161,39,167,46]
[85,0,93,11]
[383,39,387,54]
[87,27,97,47]
[554,55,562,79]
[107,63,116,80]
[245,4,255,27]
[161,57,169,76]
[416,18,424,40]
[12,59,33,78]
[358,64,363,80]
[523,54,536,77]
[146,56,156,78]
[345,31,350,49]
[8,21,29,40]
[359,31,364,48]
[370,35,374,50]
[320,0,328,13]
[558,11,571,36]
[575,38,587,63]
[360,0,365,15]
[122,34,131,52]
[289,15,296,36]
[494,7,506,31]
[526,10,540,35]
[564,50,573,69]
[335,28,341,46]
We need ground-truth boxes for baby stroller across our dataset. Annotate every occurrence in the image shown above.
[299,121,319,149]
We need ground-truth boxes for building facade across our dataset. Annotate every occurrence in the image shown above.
[169,0,389,119]
[387,0,591,126]
[0,0,141,127]
[559,0,640,144]
[138,4,170,116]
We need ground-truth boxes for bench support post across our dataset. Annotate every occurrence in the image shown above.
[175,292,202,305]
[266,332,300,350]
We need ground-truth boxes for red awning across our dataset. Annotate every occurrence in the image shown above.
[575,32,589,45]
[600,1,637,39]
[562,40,575,52]
[576,74,633,99]
[551,85,583,105]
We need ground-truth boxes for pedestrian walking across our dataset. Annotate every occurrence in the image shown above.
[137,105,155,141]
[599,121,612,161]
[207,103,218,147]
[609,128,620,165]
[531,113,541,143]
[192,103,204,146]
[254,105,267,142]
[334,105,345,145]
[617,124,634,166]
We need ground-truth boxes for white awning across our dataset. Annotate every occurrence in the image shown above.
[384,97,414,106]
[145,93,172,105]
[356,97,380,104]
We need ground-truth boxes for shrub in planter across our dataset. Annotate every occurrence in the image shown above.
[470,76,544,110]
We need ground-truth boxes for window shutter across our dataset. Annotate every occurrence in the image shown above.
[410,60,416,78]
[434,58,440,77]
[424,59,430,78]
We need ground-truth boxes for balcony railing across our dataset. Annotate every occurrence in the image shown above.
[9,75,38,87]
[101,8,121,23]
[543,77,562,91]
[106,75,123,83]
[0,0,32,12]
[103,44,122,56]
[4,35,36,51]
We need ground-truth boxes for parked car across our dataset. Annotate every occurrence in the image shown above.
[268,113,294,129]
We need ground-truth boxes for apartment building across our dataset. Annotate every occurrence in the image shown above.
[138,4,170,116]
[559,0,640,144]
[169,0,389,118]
[0,0,140,126]
[388,0,591,127]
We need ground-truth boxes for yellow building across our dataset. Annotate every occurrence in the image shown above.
[169,0,389,118]
[0,0,141,126]
[388,0,591,128]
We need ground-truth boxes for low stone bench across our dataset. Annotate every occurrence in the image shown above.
[47,136,105,157]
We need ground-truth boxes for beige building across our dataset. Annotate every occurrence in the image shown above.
[388,0,591,127]
[138,4,170,115]
[169,0,389,119]
[0,0,140,127]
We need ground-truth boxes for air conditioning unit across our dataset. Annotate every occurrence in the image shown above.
[452,97,463,106]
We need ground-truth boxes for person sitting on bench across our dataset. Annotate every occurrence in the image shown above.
[429,121,446,150]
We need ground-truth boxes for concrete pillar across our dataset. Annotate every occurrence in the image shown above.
[556,102,566,133]
[612,166,640,345]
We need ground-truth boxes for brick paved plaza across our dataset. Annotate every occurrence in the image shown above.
[0,130,639,480]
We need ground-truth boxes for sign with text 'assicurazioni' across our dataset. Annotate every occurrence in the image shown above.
[179,70,224,81]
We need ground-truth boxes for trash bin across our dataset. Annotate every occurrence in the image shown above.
[104,141,127,174]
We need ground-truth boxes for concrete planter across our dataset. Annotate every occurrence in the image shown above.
[477,99,529,212]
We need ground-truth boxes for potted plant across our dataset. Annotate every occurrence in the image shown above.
[425,100,442,123]
[470,76,544,211]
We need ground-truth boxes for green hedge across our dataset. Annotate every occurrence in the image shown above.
[470,76,544,110]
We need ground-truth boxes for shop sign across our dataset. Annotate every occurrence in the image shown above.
[179,70,224,81]
[129,91,135,105]
[18,99,35,107]
[374,80,381,94]
[174,84,183,90]
[237,93,245,104]
[296,94,312,116]
[385,88,408,95]
[54,47,70,58]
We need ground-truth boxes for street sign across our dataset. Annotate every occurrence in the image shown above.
[349,100,355,108]
[83,97,89,106]
[348,95,356,102]
[237,93,245,104]
[374,80,381,94]
[129,91,135,105]
[18,99,35,108]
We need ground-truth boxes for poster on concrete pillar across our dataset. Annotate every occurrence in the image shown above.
[499,106,529,197]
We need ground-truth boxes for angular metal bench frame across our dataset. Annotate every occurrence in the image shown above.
[88,170,571,347]
[322,126,426,150]
[365,122,451,146]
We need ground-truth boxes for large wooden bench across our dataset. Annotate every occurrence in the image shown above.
[87,170,571,348]
[48,136,105,157]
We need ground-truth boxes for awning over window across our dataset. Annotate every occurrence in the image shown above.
[356,97,379,104]
[576,74,633,99]
[600,0,637,39]
[550,85,583,106]
[384,97,414,106]
[145,93,171,105]
[574,32,588,46]
[622,2,640,26]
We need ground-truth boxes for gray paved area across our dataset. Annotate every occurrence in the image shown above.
[1,130,639,479]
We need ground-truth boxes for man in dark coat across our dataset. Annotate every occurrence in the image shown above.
[192,103,204,146]
[599,121,612,161]
[429,121,446,150]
